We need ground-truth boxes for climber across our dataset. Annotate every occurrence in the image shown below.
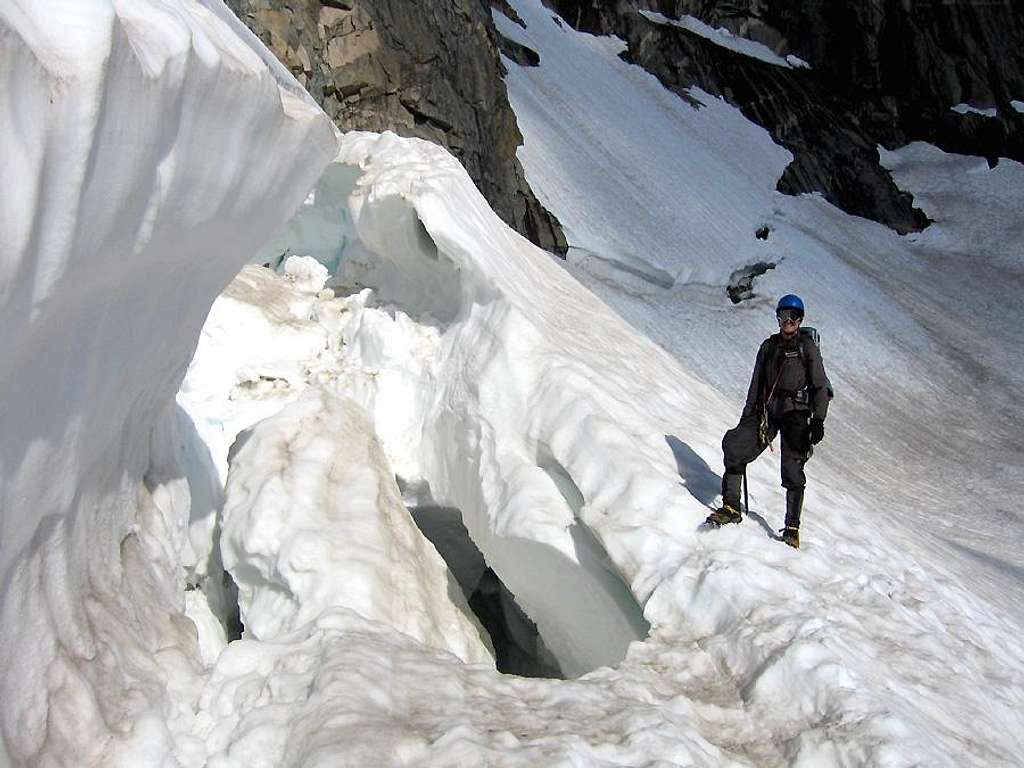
[705,294,831,548]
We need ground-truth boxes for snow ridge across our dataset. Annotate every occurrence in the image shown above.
[0,1,336,763]
[221,386,494,663]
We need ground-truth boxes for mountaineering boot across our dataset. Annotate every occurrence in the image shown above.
[781,487,804,548]
[706,503,742,526]
[706,472,744,526]
[721,472,743,511]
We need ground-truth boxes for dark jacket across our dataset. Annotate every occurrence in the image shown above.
[741,332,830,422]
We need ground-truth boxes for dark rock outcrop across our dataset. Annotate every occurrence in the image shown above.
[541,0,1024,233]
[227,0,566,254]
[678,0,1024,164]
[728,261,777,304]
[497,32,541,67]
[758,0,1024,154]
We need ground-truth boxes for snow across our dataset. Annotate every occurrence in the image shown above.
[879,142,1024,272]
[494,8,793,291]
[4,0,1024,766]
[0,0,336,763]
[179,122,1023,763]
[1012,99,1024,114]
[495,0,1024,761]
[220,386,494,663]
[185,133,665,682]
[498,0,1024,596]
[640,9,806,69]
[951,103,998,117]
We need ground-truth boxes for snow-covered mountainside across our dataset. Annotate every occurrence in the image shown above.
[3,1,1024,767]
[498,0,1024,613]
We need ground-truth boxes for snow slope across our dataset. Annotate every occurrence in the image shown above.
[497,0,1024,616]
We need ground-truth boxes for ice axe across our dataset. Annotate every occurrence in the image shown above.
[743,469,749,516]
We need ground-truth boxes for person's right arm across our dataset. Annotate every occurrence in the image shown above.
[740,341,767,419]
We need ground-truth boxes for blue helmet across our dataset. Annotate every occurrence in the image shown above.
[776,294,804,316]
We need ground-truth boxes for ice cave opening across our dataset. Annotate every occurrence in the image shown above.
[404,493,564,679]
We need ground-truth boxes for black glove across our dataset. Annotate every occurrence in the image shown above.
[808,417,825,445]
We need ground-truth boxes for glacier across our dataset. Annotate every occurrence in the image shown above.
[3,0,1024,767]
[0,0,336,762]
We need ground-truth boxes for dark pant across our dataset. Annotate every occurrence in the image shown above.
[721,410,810,507]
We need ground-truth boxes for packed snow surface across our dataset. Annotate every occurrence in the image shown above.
[496,0,1024,760]
[3,0,1024,767]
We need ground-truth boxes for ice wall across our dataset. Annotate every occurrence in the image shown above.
[0,1,337,763]
[270,133,729,677]
[220,388,494,664]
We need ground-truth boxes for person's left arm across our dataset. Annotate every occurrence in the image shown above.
[805,339,830,421]
[805,338,829,444]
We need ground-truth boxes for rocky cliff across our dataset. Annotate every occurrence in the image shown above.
[231,0,1022,241]
[540,0,1023,233]
[227,0,567,254]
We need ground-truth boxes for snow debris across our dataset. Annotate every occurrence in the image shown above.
[282,254,329,294]
[950,103,998,117]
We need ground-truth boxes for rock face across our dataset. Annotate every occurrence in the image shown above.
[619,13,930,233]
[227,0,566,254]
[761,0,1024,163]
[229,0,1021,240]
[541,0,1024,233]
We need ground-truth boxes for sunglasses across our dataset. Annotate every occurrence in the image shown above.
[777,309,802,323]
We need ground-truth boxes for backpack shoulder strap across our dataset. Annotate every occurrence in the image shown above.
[761,334,785,403]
[797,326,819,356]
[796,333,810,363]
[796,328,835,401]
